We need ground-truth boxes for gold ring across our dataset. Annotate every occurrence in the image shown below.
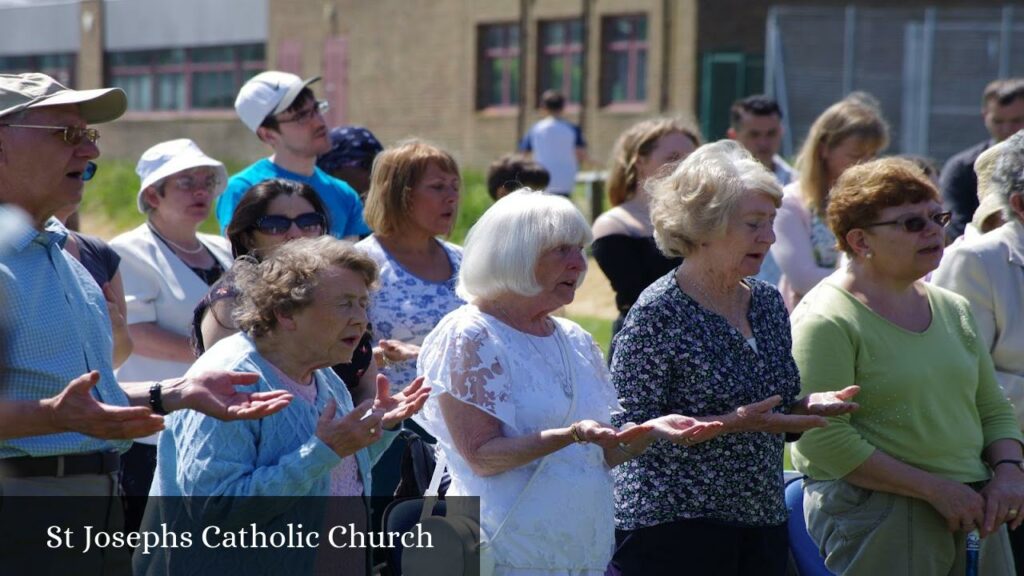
[369,428,376,436]
[1010,509,1019,517]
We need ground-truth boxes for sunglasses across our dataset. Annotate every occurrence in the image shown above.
[254,212,326,235]
[0,123,100,145]
[861,211,952,233]
[276,101,329,125]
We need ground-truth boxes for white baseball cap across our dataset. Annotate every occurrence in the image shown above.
[135,139,228,213]
[234,71,320,133]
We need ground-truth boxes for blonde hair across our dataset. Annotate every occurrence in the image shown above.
[607,117,702,206]
[649,140,782,258]
[363,139,459,236]
[794,93,889,215]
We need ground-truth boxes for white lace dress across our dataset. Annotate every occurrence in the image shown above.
[414,305,622,576]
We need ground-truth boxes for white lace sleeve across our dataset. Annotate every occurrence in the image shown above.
[416,308,516,433]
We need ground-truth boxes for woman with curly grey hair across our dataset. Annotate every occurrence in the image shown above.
[609,140,859,575]
[145,236,430,574]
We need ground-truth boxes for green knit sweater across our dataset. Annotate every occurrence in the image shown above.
[791,279,1022,482]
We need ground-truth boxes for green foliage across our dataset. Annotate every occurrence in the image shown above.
[567,314,613,355]
[79,160,495,240]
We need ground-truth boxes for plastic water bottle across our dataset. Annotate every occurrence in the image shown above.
[966,529,980,576]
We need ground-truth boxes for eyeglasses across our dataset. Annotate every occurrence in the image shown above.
[0,123,100,145]
[861,211,952,233]
[276,101,329,125]
[254,212,326,235]
[167,174,221,192]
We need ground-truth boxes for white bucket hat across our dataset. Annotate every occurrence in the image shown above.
[135,139,228,213]
[234,71,320,133]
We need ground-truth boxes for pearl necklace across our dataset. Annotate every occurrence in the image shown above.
[148,223,205,255]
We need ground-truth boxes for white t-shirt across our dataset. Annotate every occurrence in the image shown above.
[519,116,585,194]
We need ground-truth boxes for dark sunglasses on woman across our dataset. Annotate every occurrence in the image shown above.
[254,212,326,235]
[862,211,952,233]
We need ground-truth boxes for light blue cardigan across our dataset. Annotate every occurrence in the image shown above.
[138,333,397,575]
[150,331,396,498]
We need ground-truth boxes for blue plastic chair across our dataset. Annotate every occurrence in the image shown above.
[785,476,834,576]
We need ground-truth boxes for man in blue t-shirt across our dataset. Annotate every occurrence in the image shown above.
[217,71,370,239]
[518,90,588,197]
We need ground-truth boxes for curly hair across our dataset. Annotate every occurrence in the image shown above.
[827,157,940,255]
[606,117,702,206]
[648,140,781,258]
[232,236,378,337]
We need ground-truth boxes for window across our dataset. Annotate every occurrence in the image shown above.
[601,15,648,106]
[0,54,75,87]
[538,19,583,105]
[107,44,265,111]
[477,23,520,109]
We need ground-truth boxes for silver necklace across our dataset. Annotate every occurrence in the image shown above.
[493,303,573,397]
[148,223,205,255]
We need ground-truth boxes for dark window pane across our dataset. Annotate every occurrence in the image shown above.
[155,73,184,110]
[112,74,152,111]
[570,53,583,102]
[636,50,648,101]
[192,71,236,108]
[237,44,265,62]
[191,46,235,63]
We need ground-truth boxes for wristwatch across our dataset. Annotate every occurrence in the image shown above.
[992,459,1024,471]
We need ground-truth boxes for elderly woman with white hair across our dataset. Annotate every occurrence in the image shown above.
[933,129,1024,569]
[413,190,724,575]
[609,141,859,576]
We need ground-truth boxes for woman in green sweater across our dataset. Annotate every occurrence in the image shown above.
[791,157,1024,576]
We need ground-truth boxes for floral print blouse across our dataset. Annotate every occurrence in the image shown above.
[610,272,800,530]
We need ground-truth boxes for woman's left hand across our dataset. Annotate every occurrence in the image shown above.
[374,374,431,430]
[791,385,861,417]
[980,467,1024,536]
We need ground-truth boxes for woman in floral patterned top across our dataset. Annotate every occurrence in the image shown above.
[610,141,860,576]
[772,93,888,310]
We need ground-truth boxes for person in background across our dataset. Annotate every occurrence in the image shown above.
[217,71,370,240]
[316,125,384,202]
[485,152,550,201]
[591,117,701,354]
[941,78,1024,240]
[356,139,464,499]
[772,93,889,310]
[191,178,378,407]
[610,140,857,575]
[519,89,588,197]
[792,157,1023,576]
[56,201,133,368]
[933,131,1024,575]
[110,138,233,532]
[727,94,795,186]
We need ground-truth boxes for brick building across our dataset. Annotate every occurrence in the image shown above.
[0,0,1019,169]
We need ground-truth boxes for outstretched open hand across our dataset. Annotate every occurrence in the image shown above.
[374,374,431,430]
[792,385,861,417]
[176,370,293,420]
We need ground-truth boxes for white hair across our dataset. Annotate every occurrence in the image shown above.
[458,189,592,303]
[992,130,1024,223]
[649,140,782,258]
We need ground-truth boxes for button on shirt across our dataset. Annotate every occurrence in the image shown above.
[0,217,130,458]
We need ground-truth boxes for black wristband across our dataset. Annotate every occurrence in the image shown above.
[992,459,1023,471]
[149,381,167,415]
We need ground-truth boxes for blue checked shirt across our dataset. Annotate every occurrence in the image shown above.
[0,216,131,458]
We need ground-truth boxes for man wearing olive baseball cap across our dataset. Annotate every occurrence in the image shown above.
[0,74,292,568]
[216,70,371,239]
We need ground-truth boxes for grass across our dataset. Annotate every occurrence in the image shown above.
[567,314,613,353]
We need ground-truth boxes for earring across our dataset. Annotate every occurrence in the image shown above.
[865,250,873,259]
